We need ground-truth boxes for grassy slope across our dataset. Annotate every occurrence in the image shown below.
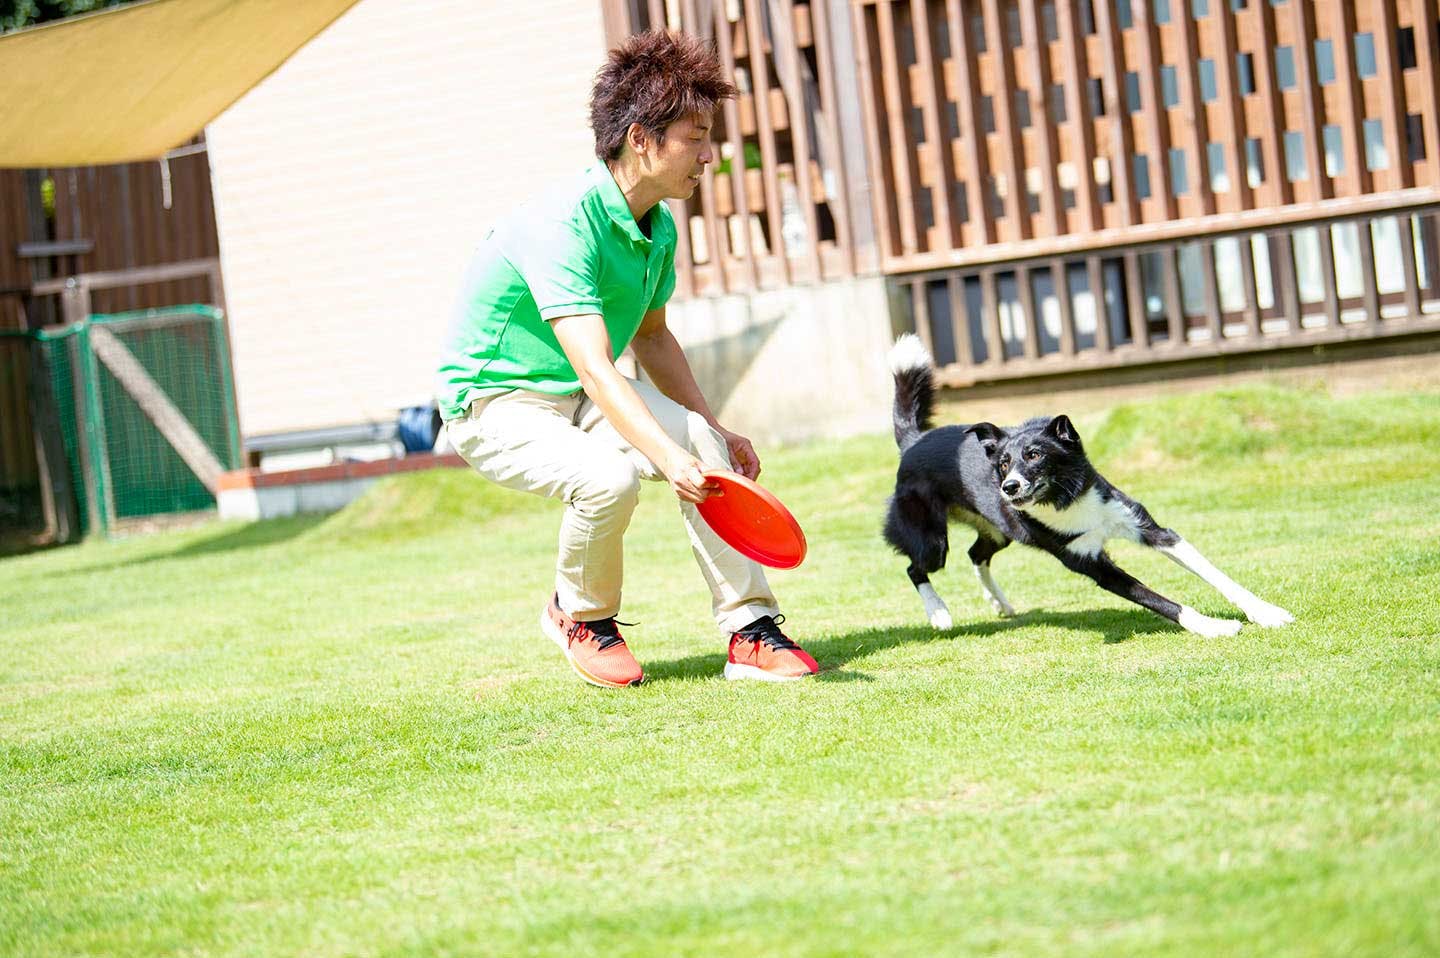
[2,383,1438,957]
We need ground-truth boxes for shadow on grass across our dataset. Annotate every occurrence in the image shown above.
[56,513,328,577]
[641,607,1187,684]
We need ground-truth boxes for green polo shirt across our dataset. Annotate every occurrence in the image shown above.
[436,164,678,420]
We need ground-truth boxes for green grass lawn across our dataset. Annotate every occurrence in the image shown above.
[3,381,1439,957]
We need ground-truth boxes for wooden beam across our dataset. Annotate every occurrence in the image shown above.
[89,325,224,493]
[909,0,957,249]
[1057,0,1099,232]
[945,0,994,245]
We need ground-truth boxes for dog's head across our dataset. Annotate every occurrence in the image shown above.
[966,416,1092,509]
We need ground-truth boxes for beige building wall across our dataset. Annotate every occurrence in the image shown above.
[204,0,607,436]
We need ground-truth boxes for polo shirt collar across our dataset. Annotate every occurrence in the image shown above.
[591,163,664,246]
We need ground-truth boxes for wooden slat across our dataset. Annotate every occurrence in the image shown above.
[909,0,957,248]
[1161,247,1186,346]
[1057,0,1099,232]
[981,0,1029,239]
[945,0,994,245]
[1018,0,1062,236]
[1238,235,1263,338]
[744,0,793,282]
[1016,264,1041,360]
[1332,0,1373,196]
[713,0,760,289]
[1319,224,1342,329]
[1133,0,1175,221]
[1052,258,1076,355]
[1252,0,1293,206]
[1412,0,1440,187]
[1199,241,1224,341]
[981,267,1005,365]
[1273,233,1302,334]
[1290,0,1331,202]
[947,273,974,367]
[873,0,921,254]
[770,0,825,280]
[1174,2,1215,215]
[1087,255,1112,352]
[1399,213,1423,318]
[1213,0,1252,210]
[1124,252,1149,349]
[669,199,697,297]
[1356,220,1382,329]
[809,0,856,274]
[911,277,935,355]
[851,1,899,261]
[1375,0,1414,189]
[1093,0,1137,226]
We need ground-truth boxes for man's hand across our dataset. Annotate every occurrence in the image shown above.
[664,450,721,504]
[716,426,761,480]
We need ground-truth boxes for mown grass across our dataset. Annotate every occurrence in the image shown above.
[2,381,1438,957]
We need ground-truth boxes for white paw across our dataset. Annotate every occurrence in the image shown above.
[991,600,1016,618]
[1180,607,1243,638]
[1245,603,1295,628]
[928,608,953,630]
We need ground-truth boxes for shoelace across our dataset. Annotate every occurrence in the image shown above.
[733,614,797,651]
[568,617,634,652]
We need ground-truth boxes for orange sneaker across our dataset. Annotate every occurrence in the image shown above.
[724,615,818,682]
[539,594,644,688]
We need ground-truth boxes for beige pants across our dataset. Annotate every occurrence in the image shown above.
[446,379,778,633]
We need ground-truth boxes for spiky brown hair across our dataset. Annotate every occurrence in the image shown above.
[589,30,737,162]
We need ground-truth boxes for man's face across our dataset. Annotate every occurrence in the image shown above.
[646,113,715,200]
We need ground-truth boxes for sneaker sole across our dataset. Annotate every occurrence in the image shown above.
[539,608,643,689]
[723,661,812,683]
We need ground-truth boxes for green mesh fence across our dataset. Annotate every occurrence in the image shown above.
[0,306,239,540]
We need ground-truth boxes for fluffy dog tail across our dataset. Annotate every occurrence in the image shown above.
[888,333,935,454]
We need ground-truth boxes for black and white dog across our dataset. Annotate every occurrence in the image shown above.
[882,334,1294,638]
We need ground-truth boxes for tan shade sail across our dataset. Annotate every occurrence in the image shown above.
[0,0,364,168]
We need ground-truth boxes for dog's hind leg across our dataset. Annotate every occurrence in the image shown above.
[968,535,1016,617]
[886,492,955,629]
[1140,526,1295,627]
[909,564,954,630]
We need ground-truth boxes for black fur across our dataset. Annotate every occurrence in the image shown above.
[883,342,1232,632]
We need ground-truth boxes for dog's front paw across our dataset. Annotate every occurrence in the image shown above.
[1245,602,1295,627]
[991,599,1016,618]
[1179,608,1243,638]
[928,608,954,630]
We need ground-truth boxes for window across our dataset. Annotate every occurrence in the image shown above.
[1161,65,1180,108]
[1154,0,1172,25]
[1041,2,1059,42]
[1079,0,1097,35]
[1193,0,1208,16]
[1284,130,1308,181]
[981,95,996,134]
[1322,125,1344,176]
[1246,137,1264,187]
[1354,33,1377,79]
[1397,26,1417,70]
[972,13,987,52]
[1134,154,1153,199]
[1126,71,1142,113]
[1231,0,1248,9]
[1364,118,1389,170]
[1169,148,1189,195]
[1237,52,1256,95]
[1050,84,1068,124]
[1208,142,1230,193]
[1314,39,1335,86]
[1199,59,1218,102]
[1015,90,1033,129]
[1275,45,1296,91]
[1117,0,1133,30]
[1408,114,1427,162]
[1088,77,1107,116]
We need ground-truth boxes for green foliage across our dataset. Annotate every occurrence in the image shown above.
[1,0,137,33]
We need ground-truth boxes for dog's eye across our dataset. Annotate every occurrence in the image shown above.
[997,456,1010,471]
[1024,448,1040,462]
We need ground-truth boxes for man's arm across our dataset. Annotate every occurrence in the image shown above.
[550,312,716,503]
[630,307,761,479]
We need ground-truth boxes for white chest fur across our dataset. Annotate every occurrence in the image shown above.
[1022,487,1140,556]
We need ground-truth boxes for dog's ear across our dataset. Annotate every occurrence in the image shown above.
[966,422,1004,457]
[1046,415,1079,445]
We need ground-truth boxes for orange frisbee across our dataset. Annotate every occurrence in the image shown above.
[696,470,808,569]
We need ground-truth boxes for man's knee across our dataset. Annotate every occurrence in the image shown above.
[687,412,729,466]
[572,458,641,514]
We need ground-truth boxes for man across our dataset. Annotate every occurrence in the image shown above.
[437,30,818,688]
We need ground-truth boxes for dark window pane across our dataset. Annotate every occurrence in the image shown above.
[1398,25,1417,70]
[1050,84,1068,124]
[1088,77,1106,116]
[1314,39,1335,85]
[1161,65,1180,108]
[1134,154,1153,199]
[1408,113,1427,162]
[1237,52,1255,95]
[1199,58,1218,101]
[1354,33,1377,79]
[1169,147,1189,195]
[1275,45,1296,90]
